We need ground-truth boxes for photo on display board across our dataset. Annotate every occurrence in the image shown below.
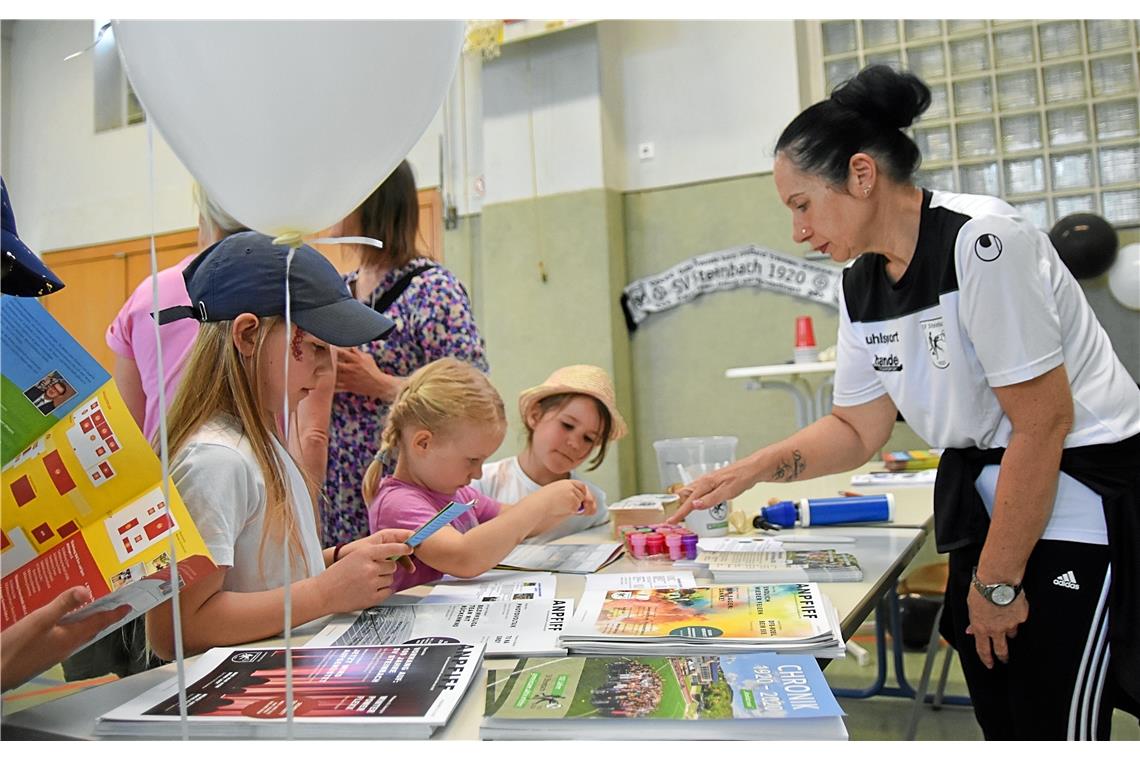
[22,370,78,416]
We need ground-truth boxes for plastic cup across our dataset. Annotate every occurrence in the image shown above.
[794,315,819,363]
[652,436,739,492]
[795,315,817,348]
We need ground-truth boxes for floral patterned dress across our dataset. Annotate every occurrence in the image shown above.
[321,257,488,546]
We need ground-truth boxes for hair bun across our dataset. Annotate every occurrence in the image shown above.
[830,65,931,130]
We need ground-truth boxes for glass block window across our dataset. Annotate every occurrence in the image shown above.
[815,19,1140,228]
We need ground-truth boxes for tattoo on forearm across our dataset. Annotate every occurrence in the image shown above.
[772,450,806,482]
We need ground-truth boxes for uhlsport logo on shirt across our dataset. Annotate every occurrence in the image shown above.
[920,317,950,369]
[872,353,903,372]
[865,331,899,345]
[1053,571,1080,590]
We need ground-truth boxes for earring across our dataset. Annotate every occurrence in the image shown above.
[864,186,870,197]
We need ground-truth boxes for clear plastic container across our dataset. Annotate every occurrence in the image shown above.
[652,436,739,492]
[679,462,731,537]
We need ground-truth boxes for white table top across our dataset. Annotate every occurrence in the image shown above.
[1,514,926,741]
[725,361,837,379]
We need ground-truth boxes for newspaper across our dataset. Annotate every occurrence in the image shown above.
[306,598,572,657]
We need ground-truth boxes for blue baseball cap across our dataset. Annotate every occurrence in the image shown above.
[1,177,65,297]
[157,231,394,346]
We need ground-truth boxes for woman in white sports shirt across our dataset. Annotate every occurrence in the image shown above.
[671,65,1139,740]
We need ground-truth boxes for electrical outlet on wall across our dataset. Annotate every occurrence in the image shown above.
[638,142,655,161]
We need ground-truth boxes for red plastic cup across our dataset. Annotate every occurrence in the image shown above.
[795,316,816,348]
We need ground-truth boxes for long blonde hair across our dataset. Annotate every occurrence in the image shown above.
[362,357,505,503]
[191,181,246,240]
[164,317,309,578]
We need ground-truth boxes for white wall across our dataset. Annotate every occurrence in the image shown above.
[0,19,449,253]
[2,20,802,251]
[1,22,13,184]
[480,20,800,204]
[482,24,606,205]
[600,20,801,192]
[3,20,198,253]
[441,52,486,218]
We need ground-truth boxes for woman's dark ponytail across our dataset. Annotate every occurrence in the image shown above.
[775,65,932,186]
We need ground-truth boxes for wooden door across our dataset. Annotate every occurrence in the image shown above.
[124,231,199,293]
[309,187,444,274]
[416,188,443,264]
[40,255,129,372]
[40,230,200,371]
[38,187,443,370]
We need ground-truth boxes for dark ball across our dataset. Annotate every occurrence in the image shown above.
[1049,213,1118,280]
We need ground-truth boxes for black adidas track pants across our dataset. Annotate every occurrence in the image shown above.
[941,539,1125,740]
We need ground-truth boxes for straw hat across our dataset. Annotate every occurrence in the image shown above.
[517,365,629,441]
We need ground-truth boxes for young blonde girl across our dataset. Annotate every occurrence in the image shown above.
[362,357,594,590]
[471,365,628,542]
[146,233,414,660]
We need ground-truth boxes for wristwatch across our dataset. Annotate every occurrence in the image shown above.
[971,567,1022,606]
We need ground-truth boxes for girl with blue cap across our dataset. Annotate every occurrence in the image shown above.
[146,232,415,659]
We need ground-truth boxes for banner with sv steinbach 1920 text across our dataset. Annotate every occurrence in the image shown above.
[620,244,843,331]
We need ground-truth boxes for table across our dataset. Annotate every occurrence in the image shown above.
[725,360,836,428]
[728,465,945,701]
[1,522,927,740]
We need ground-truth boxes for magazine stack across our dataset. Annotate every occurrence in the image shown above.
[96,643,484,739]
[481,652,847,740]
[558,584,845,658]
[701,549,864,583]
[305,598,573,658]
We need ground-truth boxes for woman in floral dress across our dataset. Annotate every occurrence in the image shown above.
[316,161,488,546]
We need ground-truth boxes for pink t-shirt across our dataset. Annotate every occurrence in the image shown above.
[105,255,200,441]
[368,478,502,591]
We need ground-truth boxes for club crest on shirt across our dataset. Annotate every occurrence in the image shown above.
[921,316,950,369]
[973,233,1003,262]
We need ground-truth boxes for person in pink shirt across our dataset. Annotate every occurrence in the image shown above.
[105,185,246,441]
[361,358,595,591]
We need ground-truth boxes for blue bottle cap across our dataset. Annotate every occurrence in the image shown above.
[760,500,798,528]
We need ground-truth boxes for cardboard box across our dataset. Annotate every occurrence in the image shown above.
[608,494,680,538]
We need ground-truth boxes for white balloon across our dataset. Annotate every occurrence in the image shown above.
[1107,243,1140,311]
[113,20,463,238]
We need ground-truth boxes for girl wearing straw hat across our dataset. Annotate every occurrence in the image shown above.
[472,365,629,542]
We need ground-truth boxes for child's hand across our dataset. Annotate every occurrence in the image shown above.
[1,586,131,692]
[537,479,595,518]
[318,529,415,613]
[578,486,597,516]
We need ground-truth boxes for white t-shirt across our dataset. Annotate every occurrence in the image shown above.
[833,189,1138,543]
[171,414,325,592]
[470,456,609,543]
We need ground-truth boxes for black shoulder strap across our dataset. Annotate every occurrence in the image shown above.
[371,264,437,314]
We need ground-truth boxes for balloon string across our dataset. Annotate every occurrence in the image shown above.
[147,119,189,740]
[272,233,383,251]
[63,21,112,62]
[283,245,295,739]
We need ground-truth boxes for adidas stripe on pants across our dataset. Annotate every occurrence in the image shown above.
[942,539,1115,740]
